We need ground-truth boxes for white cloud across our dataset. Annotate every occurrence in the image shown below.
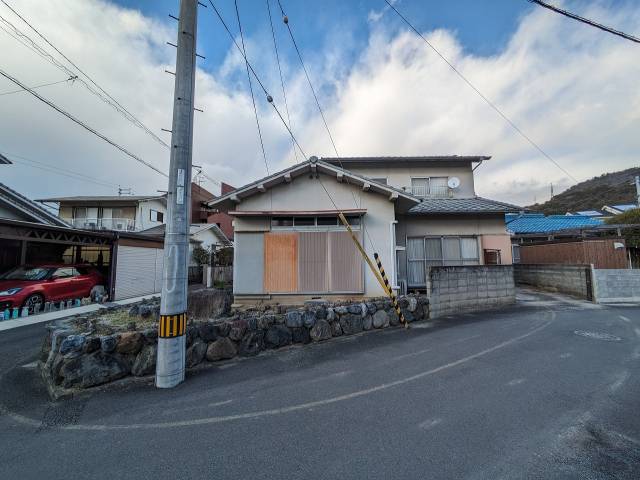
[1,0,639,209]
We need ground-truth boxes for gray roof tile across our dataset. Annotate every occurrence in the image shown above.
[409,197,521,214]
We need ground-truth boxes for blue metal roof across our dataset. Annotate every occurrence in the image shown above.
[505,213,603,234]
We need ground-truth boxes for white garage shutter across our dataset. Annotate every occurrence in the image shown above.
[115,246,164,300]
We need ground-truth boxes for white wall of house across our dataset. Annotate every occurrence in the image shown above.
[234,173,396,298]
[136,199,167,232]
[341,165,476,198]
[188,227,225,266]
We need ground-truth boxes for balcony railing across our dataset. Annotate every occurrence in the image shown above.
[405,185,452,198]
[63,217,136,231]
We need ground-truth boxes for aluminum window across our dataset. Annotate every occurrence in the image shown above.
[410,177,450,198]
[271,215,361,230]
[406,236,480,286]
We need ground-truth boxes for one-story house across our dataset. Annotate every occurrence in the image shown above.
[140,223,231,266]
[207,156,520,304]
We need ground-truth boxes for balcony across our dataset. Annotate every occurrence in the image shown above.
[63,217,137,232]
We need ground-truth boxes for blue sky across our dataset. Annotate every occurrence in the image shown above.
[113,0,534,72]
[2,0,639,205]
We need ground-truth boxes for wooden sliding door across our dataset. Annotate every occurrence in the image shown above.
[264,233,298,292]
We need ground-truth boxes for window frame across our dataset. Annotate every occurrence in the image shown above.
[409,176,450,198]
[270,215,362,232]
[150,209,164,223]
[405,235,480,286]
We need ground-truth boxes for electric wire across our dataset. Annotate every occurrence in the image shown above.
[2,150,120,189]
[528,0,640,44]
[276,0,340,159]
[0,0,171,149]
[275,1,382,255]
[207,0,307,159]
[266,0,297,163]
[234,0,270,175]
[383,0,579,184]
[0,75,75,96]
[0,67,168,178]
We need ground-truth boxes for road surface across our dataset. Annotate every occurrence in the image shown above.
[1,289,639,479]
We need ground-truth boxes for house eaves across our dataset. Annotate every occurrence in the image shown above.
[0,182,71,227]
[0,153,11,164]
[205,158,421,212]
[320,155,491,168]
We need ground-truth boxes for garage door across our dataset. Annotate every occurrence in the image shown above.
[114,246,164,300]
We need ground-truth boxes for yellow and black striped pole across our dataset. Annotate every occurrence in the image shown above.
[158,313,187,339]
[374,253,408,328]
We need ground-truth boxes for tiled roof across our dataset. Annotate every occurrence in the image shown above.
[505,213,603,234]
[321,155,490,165]
[409,197,521,214]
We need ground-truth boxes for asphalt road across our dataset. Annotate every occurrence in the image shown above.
[1,289,639,479]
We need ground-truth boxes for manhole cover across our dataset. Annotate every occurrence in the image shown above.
[574,330,622,342]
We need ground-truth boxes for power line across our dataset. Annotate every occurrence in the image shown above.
[528,0,640,44]
[276,0,340,158]
[0,75,75,96]
[0,67,168,177]
[207,0,307,160]
[383,0,579,184]
[266,0,297,163]
[234,0,270,175]
[0,0,171,149]
[2,150,120,189]
[275,1,382,254]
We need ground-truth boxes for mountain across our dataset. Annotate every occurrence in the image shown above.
[527,167,640,215]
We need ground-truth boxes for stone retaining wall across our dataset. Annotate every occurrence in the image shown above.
[40,295,429,396]
[428,265,516,318]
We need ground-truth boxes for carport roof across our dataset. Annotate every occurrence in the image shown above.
[0,182,70,227]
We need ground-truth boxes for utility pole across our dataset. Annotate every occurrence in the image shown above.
[550,183,554,199]
[635,176,640,207]
[156,0,198,389]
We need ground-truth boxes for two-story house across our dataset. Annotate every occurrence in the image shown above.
[37,194,167,232]
[206,156,520,304]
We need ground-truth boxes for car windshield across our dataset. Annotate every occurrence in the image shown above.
[0,267,51,281]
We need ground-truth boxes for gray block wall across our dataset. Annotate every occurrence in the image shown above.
[593,269,640,303]
[428,265,516,319]
[513,264,591,299]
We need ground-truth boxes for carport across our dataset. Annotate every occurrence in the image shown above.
[0,218,164,302]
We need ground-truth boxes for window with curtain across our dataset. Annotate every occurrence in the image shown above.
[405,236,479,286]
[407,238,426,286]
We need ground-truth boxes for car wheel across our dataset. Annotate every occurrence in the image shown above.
[22,293,44,314]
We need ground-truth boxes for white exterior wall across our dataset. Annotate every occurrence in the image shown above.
[136,199,167,231]
[342,165,476,198]
[188,228,224,266]
[234,174,396,297]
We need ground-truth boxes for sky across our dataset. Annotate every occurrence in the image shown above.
[0,0,639,207]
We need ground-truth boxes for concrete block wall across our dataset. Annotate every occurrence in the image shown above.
[514,264,591,299]
[428,265,515,318]
[593,269,640,303]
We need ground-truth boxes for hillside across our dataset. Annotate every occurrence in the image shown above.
[528,167,640,215]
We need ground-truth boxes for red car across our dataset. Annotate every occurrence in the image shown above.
[0,265,106,314]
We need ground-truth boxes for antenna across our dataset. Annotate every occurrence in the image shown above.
[118,186,133,196]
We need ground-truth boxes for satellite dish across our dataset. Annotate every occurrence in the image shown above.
[447,176,461,189]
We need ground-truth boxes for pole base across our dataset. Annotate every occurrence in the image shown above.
[155,335,186,388]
